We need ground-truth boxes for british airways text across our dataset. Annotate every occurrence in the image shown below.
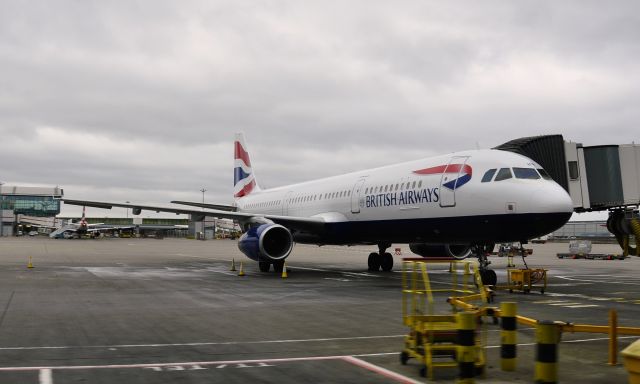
[365,188,439,208]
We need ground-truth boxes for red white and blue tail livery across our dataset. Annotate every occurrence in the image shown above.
[234,133,259,198]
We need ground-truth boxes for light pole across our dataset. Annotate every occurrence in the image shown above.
[200,188,207,239]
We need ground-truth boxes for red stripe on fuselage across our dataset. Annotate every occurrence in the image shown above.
[234,179,256,198]
[234,142,252,167]
[413,164,472,176]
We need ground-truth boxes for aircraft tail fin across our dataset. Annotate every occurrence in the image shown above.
[234,132,260,199]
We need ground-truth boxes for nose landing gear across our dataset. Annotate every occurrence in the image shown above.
[472,243,497,286]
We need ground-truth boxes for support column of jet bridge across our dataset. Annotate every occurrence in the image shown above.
[500,302,517,371]
[535,320,561,384]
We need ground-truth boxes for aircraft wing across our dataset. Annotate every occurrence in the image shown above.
[170,201,237,211]
[61,199,325,232]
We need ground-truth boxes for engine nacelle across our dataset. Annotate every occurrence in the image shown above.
[238,223,294,262]
[409,243,472,260]
[132,207,142,215]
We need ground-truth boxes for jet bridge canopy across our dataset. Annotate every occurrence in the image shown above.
[495,135,640,213]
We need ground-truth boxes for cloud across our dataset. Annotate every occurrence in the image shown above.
[0,1,639,217]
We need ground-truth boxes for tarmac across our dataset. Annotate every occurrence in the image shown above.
[0,237,638,383]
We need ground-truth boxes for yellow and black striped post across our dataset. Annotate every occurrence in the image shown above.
[456,311,476,383]
[535,320,561,384]
[500,302,517,371]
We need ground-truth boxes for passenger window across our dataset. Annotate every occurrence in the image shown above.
[418,181,422,188]
[384,185,388,192]
[481,169,497,183]
[395,184,399,190]
[412,181,416,189]
[513,168,540,180]
[494,168,513,181]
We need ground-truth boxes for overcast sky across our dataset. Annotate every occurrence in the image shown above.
[1,1,638,219]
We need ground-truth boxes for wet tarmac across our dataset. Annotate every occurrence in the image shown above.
[0,237,637,383]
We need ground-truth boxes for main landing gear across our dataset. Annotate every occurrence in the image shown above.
[368,243,394,272]
[258,260,285,273]
[472,244,497,287]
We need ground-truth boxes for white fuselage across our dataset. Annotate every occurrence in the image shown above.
[235,149,573,245]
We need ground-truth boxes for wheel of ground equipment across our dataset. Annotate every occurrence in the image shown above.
[380,252,394,272]
[400,351,409,365]
[272,260,285,273]
[258,261,271,272]
[368,252,381,271]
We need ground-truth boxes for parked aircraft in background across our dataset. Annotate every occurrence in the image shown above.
[63,133,573,285]
[49,207,133,239]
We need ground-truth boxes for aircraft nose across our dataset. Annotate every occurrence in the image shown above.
[536,183,574,214]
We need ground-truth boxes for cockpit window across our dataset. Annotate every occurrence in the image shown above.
[537,168,552,180]
[513,167,541,180]
[481,169,497,183]
[494,168,512,181]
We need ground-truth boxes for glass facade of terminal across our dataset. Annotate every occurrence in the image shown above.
[0,196,61,217]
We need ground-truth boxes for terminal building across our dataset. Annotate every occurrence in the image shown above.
[0,185,64,236]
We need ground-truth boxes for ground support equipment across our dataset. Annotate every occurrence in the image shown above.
[506,268,547,294]
[557,253,626,260]
[400,259,487,379]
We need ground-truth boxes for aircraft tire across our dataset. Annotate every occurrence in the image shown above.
[368,252,381,271]
[258,261,271,272]
[380,252,393,272]
[273,260,285,273]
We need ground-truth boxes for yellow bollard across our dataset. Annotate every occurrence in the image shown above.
[238,261,245,276]
[230,258,236,272]
[27,256,34,269]
[456,311,476,384]
[535,320,561,384]
[500,302,517,371]
[609,308,618,366]
[281,262,288,278]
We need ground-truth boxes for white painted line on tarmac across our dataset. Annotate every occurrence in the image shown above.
[564,304,601,308]
[39,369,52,384]
[1,335,637,374]
[292,266,382,278]
[341,356,423,384]
[532,300,570,304]
[549,302,583,306]
[556,275,640,286]
[0,334,407,351]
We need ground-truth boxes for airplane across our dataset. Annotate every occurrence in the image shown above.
[63,133,573,285]
[49,206,133,239]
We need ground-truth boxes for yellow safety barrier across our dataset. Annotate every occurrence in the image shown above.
[500,302,517,371]
[535,320,561,384]
[456,311,476,384]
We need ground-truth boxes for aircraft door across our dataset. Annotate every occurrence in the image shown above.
[439,156,470,208]
[351,179,367,214]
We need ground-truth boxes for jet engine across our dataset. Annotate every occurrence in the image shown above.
[409,243,472,260]
[238,223,294,262]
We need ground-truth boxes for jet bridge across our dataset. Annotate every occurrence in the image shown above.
[495,135,640,254]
